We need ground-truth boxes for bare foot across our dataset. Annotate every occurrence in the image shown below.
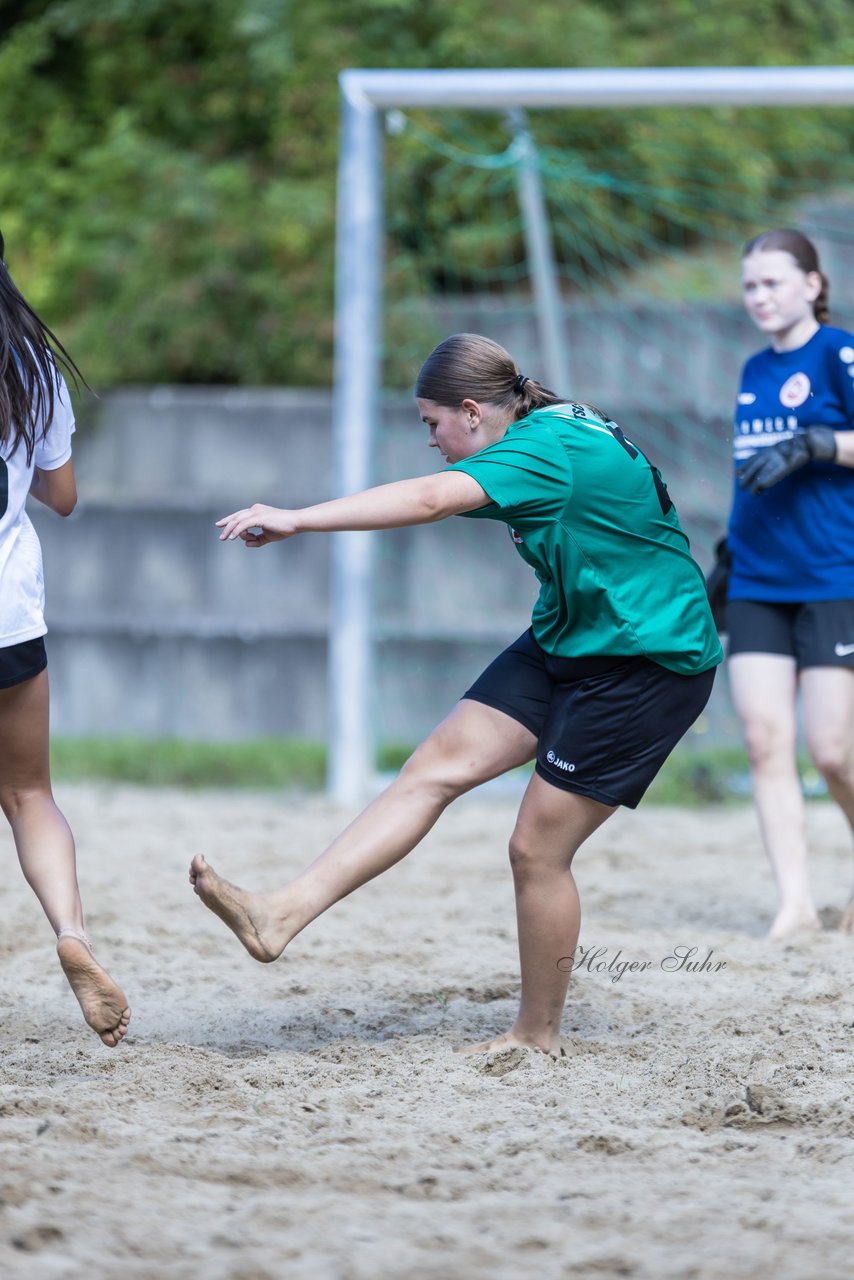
[839,898,854,934]
[189,854,287,962]
[57,936,130,1048]
[454,1030,562,1057]
[769,904,822,940]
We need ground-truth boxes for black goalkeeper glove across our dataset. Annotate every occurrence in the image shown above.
[738,427,837,496]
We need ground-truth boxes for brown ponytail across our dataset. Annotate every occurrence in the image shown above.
[415,332,609,424]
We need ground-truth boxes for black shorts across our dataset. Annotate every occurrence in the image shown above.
[0,636,48,689]
[463,629,716,809]
[727,599,854,670]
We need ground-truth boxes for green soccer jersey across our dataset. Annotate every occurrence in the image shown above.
[450,404,723,675]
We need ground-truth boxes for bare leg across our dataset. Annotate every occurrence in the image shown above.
[0,671,84,934]
[190,699,538,959]
[0,671,130,1045]
[801,667,854,933]
[729,654,819,938]
[457,775,615,1055]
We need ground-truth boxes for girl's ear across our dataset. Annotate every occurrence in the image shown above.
[804,270,822,301]
[460,397,482,427]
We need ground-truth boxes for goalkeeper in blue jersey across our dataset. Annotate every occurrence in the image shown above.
[723,229,854,938]
[192,333,720,1057]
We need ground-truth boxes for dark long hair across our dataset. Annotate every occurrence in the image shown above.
[0,230,87,463]
[415,332,608,423]
[743,229,829,324]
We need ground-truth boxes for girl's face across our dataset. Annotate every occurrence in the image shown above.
[416,397,486,464]
[741,249,821,344]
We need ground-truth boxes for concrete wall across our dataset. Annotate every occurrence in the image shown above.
[33,297,814,749]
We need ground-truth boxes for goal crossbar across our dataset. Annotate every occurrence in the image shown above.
[341,66,854,110]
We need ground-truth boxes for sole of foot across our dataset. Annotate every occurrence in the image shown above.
[57,936,130,1048]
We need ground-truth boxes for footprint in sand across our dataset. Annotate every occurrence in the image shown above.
[472,1045,568,1077]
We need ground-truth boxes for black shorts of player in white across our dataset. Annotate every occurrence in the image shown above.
[463,629,716,809]
[0,636,48,689]
[727,599,854,670]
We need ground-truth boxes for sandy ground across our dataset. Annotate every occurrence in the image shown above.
[1,783,853,1280]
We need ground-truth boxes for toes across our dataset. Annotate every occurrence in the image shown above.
[189,854,207,882]
[60,947,131,1046]
[100,1009,131,1048]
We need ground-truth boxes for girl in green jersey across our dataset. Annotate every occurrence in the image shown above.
[192,334,720,1056]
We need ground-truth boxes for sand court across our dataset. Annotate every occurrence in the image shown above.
[1,783,852,1279]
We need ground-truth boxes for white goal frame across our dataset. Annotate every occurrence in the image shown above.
[330,65,854,804]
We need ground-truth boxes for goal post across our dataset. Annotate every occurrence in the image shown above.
[330,65,854,805]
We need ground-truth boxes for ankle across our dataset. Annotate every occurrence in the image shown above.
[509,1023,560,1055]
[56,926,94,953]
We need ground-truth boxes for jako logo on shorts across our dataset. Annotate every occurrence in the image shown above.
[546,750,575,772]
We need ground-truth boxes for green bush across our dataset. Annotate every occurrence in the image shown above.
[2,0,853,387]
[50,737,327,790]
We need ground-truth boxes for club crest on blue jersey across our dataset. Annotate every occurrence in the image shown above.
[779,372,811,408]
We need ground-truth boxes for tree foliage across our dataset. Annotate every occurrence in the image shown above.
[1,0,852,386]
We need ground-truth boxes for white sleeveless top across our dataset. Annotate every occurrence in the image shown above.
[0,371,75,646]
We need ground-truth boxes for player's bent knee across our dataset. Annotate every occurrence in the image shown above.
[740,720,793,770]
[507,830,543,883]
[809,743,853,788]
[396,744,474,806]
[0,783,50,821]
[398,730,497,802]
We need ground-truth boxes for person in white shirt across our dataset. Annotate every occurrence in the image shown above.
[0,232,130,1047]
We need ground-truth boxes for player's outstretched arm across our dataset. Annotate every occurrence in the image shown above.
[216,471,490,547]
